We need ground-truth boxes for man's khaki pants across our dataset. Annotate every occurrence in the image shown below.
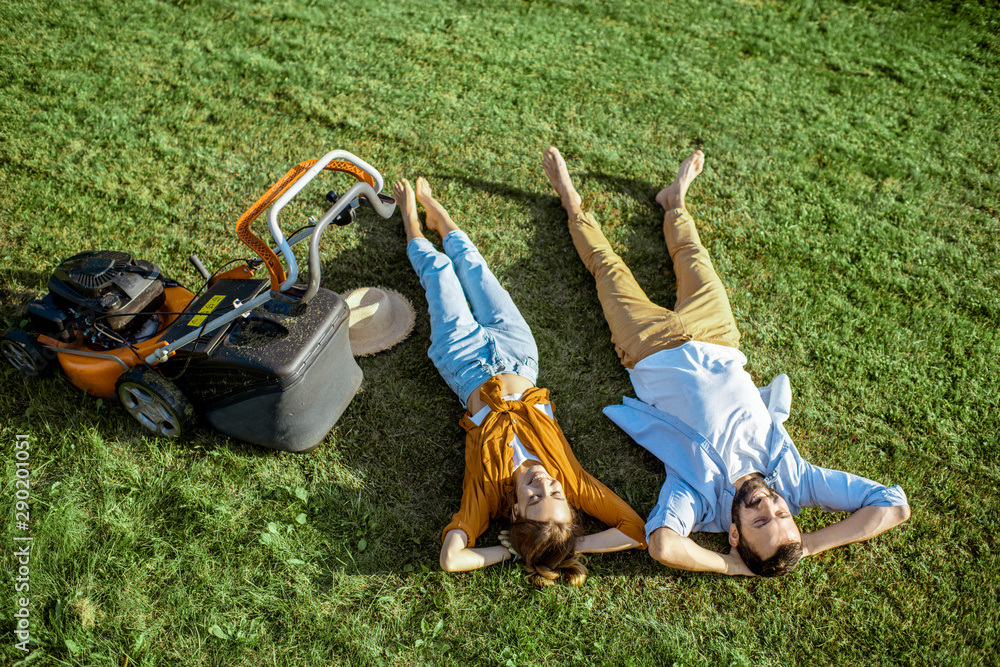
[569,208,740,369]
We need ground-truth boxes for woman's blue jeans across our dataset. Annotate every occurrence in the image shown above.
[407,231,539,407]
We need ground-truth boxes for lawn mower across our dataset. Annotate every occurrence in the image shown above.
[1,150,396,452]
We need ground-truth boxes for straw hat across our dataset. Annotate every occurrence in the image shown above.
[341,287,416,357]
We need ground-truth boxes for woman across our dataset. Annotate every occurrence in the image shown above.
[394,176,647,586]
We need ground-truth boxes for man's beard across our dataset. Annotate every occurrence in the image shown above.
[731,476,777,529]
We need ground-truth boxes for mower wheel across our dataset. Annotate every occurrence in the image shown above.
[1,329,51,377]
[116,367,195,439]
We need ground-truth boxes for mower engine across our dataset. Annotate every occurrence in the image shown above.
[28,251,168,347]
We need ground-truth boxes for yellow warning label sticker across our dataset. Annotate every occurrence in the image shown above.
[187,295,225,327]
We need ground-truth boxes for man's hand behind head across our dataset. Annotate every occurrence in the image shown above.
[723,548,758,577]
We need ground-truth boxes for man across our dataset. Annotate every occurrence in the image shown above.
[542,146,910,576]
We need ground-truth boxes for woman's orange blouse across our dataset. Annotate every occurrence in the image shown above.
[441,376,648,549]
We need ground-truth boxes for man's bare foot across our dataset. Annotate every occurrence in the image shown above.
[656,150,705,211]
[393,178,424,243]
[543,147,583,214]
[414,177,460,237]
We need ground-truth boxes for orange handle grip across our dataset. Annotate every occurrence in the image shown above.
[235,160,376,290]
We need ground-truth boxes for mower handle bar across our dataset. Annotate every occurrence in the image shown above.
[268,150,386,291]
[272,180,396,305]
[146,181,396,364]
[277,193,396,250]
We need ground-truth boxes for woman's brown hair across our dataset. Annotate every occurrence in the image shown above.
[508,514,588,587]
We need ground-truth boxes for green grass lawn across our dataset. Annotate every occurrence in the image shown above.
[2,0,998,664]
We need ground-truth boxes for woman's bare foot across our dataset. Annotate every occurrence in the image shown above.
[393,179,424,243]
[543,147,583,215]
[414,177,460,237]
[656,150,704,211]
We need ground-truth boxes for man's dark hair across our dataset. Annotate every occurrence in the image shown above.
[735,537,803,577]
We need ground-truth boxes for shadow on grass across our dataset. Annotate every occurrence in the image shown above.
[440,169,683,309]
[0,269,49,319]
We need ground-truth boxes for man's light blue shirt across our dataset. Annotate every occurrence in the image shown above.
[604,374,908,539]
